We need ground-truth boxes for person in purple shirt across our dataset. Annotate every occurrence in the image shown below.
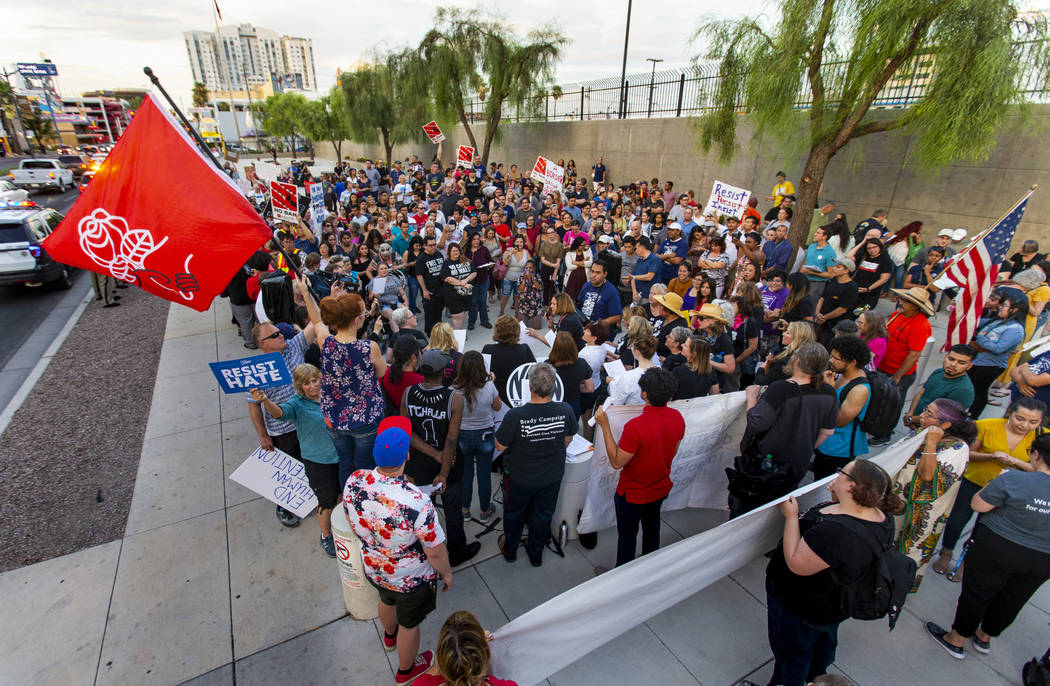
[760,270,790,338]
[762,224,794,277]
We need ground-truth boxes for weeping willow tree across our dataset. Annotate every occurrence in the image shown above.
[694,0,1050,248]
[339,54,428,166]
[415,7,567,167]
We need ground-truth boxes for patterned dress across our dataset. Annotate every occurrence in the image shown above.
[517,271,544,321]
[891,438,969,591]
[321,337,384,431]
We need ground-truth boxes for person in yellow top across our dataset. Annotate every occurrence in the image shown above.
[931,396,1046,579]
[767,171,795,207]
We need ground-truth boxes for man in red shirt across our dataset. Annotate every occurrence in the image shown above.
[873,286,935,444]
[594,367,685,566]
[491,210,511,250]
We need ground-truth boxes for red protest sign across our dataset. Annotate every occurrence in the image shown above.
[41,94,272,312]
[531,156,549,184]
[422,121,445,143]
[270,181,299,223]
[456,145,474,168]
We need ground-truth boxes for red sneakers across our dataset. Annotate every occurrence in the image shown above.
[383,627,398,652]
[394,650,433,684]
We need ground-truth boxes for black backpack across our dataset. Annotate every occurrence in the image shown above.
[842,370,903,447]
[1023,646,1050,686]
[827,516,916,630]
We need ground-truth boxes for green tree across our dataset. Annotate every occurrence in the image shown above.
[694,1,1050,247]
[259,92,309,153]
[22,104,55,153]
[550,84,564,120]
[416,6,567,166]
[301,88,352,161]
[192,82,210,108]
[340,54,427,166]
[216,101,230,112]
[0,81,26,154]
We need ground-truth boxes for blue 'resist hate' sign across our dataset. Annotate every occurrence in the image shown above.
[208,352,291,393]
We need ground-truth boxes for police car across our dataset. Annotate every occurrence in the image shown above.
[0,201,73,289]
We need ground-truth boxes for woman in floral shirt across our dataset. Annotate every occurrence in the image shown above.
[315,292,388,488]
[515,260,545,329]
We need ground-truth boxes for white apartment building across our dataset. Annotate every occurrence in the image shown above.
[184,23,317,94]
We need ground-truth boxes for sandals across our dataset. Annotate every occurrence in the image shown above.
[932,550,953,575]
[947,562,964,583]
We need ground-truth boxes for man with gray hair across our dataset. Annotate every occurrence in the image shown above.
[495,363,578,567]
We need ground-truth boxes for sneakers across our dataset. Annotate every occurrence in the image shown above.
[972,635,991,654]
[275,506,301,527]
[869,436,891,446]
[478,508,495,524]
[320,534,336,558]
[394,650,433,684]
[383,626,398,652]
[925,621,965,659]
[480,321,492,328]
[449,541,482,567]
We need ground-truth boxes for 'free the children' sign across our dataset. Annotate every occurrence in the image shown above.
[208,352,291,393]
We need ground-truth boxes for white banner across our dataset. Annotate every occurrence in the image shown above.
[229,446,319,519]
[489,431,926,686]
[310,182,326,233]
[577,392,748,534]
[706,180,752,220]
[254,160,280,184]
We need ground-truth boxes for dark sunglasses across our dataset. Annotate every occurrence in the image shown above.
[261,331,283,341]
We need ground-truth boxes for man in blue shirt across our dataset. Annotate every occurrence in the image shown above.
[630,237,662,304]
[576,261,623,330]
[761,223,794,277]
[679,206,700,235]
[657,223,689,281]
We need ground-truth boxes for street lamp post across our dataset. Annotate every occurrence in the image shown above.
[617,0,633,119]
[646,58,663,118]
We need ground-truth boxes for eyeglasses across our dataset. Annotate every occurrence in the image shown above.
[836,468,857,482]
[261,331,282,341]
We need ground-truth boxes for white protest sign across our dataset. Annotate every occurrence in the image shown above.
[544,329,557,347]
[518,320,530,345]
[706,180,752,220]
[254,160,280,183]
[577,391,748,534]
[530,156,564,194]
[310,182,326,233]
[452,328,467,352]
[370,276,387,295]
[229,446,319,519]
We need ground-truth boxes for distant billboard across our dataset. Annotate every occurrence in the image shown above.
[17,62,58,77]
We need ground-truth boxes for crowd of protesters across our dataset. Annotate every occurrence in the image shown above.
[225,154,1050,685]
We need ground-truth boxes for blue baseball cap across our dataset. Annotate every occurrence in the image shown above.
[373,416,411,467]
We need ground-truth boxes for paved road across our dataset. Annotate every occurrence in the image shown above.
[0,187,84,369]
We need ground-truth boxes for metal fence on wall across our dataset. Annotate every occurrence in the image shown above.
[462,40,1049,123]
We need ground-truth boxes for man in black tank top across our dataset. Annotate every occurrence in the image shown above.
[401,350,480,567]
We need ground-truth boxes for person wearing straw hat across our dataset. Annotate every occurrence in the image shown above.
[870,286,935,445]
[692,301,737,387]
[650,290,689,358]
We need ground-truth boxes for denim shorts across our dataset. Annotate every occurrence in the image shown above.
[501,279,519,296]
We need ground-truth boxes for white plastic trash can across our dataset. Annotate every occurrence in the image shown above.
[331,505,379,619]
[550,452,593,545]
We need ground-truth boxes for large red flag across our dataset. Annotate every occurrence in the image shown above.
[42,93,272,312]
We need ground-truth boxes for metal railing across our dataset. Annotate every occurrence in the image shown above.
[462,40,1049,123]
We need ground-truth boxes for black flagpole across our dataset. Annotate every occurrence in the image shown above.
[143,66,304,280]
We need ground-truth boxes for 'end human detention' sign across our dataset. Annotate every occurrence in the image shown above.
[209,352,291,394]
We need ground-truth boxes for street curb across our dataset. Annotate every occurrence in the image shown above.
[0,282,94,437]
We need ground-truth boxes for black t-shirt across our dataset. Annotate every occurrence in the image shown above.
[819,278,859,322]
[1008,251,1046,276]
[699,330,735,388]
[464,179,482,201]
[782,297,815,323]
[440,192,462,218]
[557,312,587,350]
[853,253,892,290]
[440,259,475,300]
[662,353,686,372]
[555,358,593,410]
[415,250,447,292]
[426,172,444,196]
[403,384,459,485]
[672,365,718,400]
[495,401,578,486]
[744,380,838,483]
[652,315,687,357]
[731,316,760,357]
[766,503,894,625]
[481,342,536,405]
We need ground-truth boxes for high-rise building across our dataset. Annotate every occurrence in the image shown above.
[184,23,318,95]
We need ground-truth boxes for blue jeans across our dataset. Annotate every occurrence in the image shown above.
[766,581,840,686]
[468,276,491,326]
[890,262,906,290]
[329,417,380,489]
[458,428,494,511]
[406,275,420,312]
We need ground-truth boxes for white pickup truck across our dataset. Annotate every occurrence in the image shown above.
[8,158,75,192]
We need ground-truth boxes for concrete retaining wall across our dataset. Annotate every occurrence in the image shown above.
[316,106,1050,246]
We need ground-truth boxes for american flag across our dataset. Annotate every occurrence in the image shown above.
[934,189,1034,351]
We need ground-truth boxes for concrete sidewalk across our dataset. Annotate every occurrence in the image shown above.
[1,298,1047,686]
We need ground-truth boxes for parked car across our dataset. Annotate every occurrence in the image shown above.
[0,180,29,203]
[0,203,73,288]
[8,159,75,192]
[56,153,91,179]
[78,170,95,193]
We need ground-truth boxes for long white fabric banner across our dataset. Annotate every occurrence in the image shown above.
[577,392,749,534]
[488,431,926,686]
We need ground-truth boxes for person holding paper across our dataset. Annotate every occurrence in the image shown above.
[608,335,659,406]
[482,316,537,406]
[369,262,408,330]
[464,232,494,331]
[453,351,502,524]
[594,367,685,567]
[343,416,451,684]
[250,364,341,558]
